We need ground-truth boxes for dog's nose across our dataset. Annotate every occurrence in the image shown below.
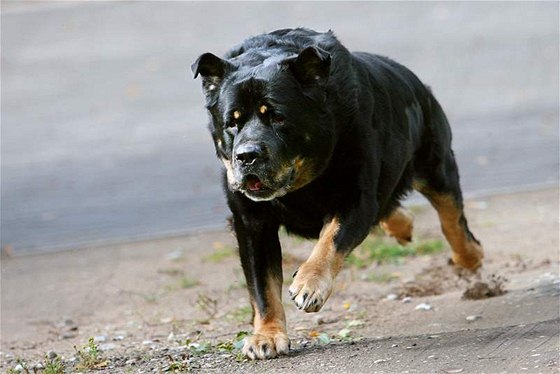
[235,143,265,166]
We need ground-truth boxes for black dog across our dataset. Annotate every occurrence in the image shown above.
[192,28,483,359]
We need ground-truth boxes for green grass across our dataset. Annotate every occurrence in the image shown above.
[227,305,253,323]
[363,272,400,283]
[179,276,199,289]
[203,246,236,263]
[346,236,445,269]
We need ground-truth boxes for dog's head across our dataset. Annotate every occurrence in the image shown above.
[192,46,336,201]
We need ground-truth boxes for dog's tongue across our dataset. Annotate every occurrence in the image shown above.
[247,176,263,191]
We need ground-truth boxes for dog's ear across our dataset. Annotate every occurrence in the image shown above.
[191,53,234,90]
[286,46,331,88]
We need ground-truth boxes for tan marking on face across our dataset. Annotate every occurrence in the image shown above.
[221,158,235,186]
[289,217,345,312]
[291,157,316,190]
[380,207,414,245]
[233,110,241,120]
[414,185,483,270]
[259,105,268,114]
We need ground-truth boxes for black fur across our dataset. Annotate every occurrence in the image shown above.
[192,28,479,356]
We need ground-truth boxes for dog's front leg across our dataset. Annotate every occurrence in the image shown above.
[231,209,289,359]
[289,202,377,313]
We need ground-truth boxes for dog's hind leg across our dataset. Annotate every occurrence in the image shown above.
[380,206,414,245]
[413,94,484,270]
[413,153,484,270]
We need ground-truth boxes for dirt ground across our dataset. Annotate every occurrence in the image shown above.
[1,188,559,373]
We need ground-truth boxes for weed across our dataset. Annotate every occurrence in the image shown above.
[74,337,107,370]
[363,272,400,283]
[203,247,236,263]
[183,331,249,362]
[187,341,212,355]
[158,268,185,276]
[227,305,253,323]
[126,290,159,303]
[43,355,65,374]
[165,354,189,372]
[7,359,29,374]
[414,239,444,255]
[195,293,218,321]
[180,277,199,289]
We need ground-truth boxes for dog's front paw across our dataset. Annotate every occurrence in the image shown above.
[289,261,334,312]
[242,330,290,360]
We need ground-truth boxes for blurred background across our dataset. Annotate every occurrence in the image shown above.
[1,1,558,255]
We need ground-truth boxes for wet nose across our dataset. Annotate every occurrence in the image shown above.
[235,143,265,166]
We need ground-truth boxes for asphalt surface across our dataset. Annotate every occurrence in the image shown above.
[1,2,558,254]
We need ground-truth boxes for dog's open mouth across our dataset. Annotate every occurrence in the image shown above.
[237,168,294,201]
[245,175,268,192]
[241,173,290,201]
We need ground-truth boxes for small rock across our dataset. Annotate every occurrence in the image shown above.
[125,359,136,366]
[99,343,117,351]
[415,303,432,311]
[142,340,154,345]
[402,296,412,303]
[391,344,398,348]
[374,358,389,364]
[93,335,107,343]
[14,364,24,372]
[112,335,125,341]
[313,315,325,325]
[47,350,58,360]
[165,249,183,261]
[386,293,398,301]
[61,332,78,339]
[167,332,175,342]
[466,315,482,322]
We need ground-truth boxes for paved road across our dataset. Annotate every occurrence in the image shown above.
[1,2,558,254]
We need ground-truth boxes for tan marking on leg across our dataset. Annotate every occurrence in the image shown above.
[289,218,345,312]
[380,207,414,245]
[427,193,483,270]
[243,274,289,360]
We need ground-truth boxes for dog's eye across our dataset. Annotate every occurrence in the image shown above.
[226,110,241,128]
